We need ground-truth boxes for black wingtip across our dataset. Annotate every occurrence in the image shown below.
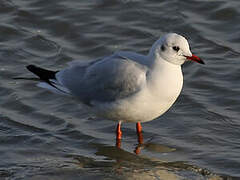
[26,65,37,72]
[26,64,57,81]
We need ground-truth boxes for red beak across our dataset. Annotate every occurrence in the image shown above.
[185,54,204,64]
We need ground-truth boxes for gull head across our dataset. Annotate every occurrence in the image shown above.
[149,33,204,65]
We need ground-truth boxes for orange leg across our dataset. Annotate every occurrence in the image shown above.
[116,122,122,148]
[136,122,143,144]
[135,122,144,154]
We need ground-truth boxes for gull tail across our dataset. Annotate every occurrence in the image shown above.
[24,65,70,95]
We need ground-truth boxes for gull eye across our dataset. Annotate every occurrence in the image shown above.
[173,46,180,52]
[161,45,165,51]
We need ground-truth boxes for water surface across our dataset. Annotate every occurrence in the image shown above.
[0,0,240,179]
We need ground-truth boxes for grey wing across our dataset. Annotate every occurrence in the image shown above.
[56,55,148,104]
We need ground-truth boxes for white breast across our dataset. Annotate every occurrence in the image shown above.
[92,59,183,123]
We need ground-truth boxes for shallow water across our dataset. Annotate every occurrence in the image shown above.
[0,0,240,179]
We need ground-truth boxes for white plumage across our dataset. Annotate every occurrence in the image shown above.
[26,33,204,146]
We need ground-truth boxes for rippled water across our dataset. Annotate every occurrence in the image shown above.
[1,0,240,179]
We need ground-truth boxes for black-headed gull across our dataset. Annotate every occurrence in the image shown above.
[25,33,204,151]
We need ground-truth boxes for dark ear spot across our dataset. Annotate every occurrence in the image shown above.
[161,45,165,51]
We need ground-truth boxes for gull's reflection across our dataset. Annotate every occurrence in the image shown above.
[116,133,176,155]
[72,143,223,180]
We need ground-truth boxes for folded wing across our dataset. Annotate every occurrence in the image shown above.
[56,53,148,105]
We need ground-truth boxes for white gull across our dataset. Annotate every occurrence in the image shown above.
[25,33,204,149]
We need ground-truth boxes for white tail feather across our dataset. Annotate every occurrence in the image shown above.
[37,81,70,95]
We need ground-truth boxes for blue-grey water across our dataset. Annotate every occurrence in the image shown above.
[0,0,240,179]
